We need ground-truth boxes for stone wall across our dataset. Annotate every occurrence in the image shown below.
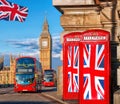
[53,0,120,103]
[114,90,120,104]
[57,66,63,96]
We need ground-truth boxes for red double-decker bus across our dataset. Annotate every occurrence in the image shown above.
[14,56,42,92]
[42,69,57,87]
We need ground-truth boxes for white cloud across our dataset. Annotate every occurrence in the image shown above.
[6,35,62,58]
[6,38,39,50]
[52,35,62,58]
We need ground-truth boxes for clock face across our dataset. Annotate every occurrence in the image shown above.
[42,40,48,47]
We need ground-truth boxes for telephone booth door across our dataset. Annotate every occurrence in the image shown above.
[79,30,110,104]
[63,32,81,100]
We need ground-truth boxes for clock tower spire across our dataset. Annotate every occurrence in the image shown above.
[39,17,52,72]
[42,16,49,32]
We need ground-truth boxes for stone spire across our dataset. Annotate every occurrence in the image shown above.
[0,55,4,70]
[42,16,50,35]
[10,54,13,63]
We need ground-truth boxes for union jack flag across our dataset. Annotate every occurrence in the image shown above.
[0,0,28,22]
[67,46,79,92]
[83,44,105,100]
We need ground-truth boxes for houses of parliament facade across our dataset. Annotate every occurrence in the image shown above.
[0,18,52,85]
[0,55,16,85]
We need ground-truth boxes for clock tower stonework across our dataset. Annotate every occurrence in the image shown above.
[39,18,52,72]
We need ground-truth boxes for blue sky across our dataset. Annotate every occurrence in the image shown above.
[0,0,63,69]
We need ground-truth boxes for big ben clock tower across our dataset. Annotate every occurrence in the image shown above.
[39,17,52,72]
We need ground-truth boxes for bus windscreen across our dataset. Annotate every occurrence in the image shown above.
[16,73,34,85]
[44,70,53,75]
[16,58,35,73]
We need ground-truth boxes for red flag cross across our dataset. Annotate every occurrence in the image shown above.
[0,0,28,22]
[83,44,105,100]
[67,46,79,92]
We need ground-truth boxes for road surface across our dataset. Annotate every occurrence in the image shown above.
[0,87,60,104]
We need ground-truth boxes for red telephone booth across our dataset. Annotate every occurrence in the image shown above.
[63,32,82,100]
[79,30,110,104]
